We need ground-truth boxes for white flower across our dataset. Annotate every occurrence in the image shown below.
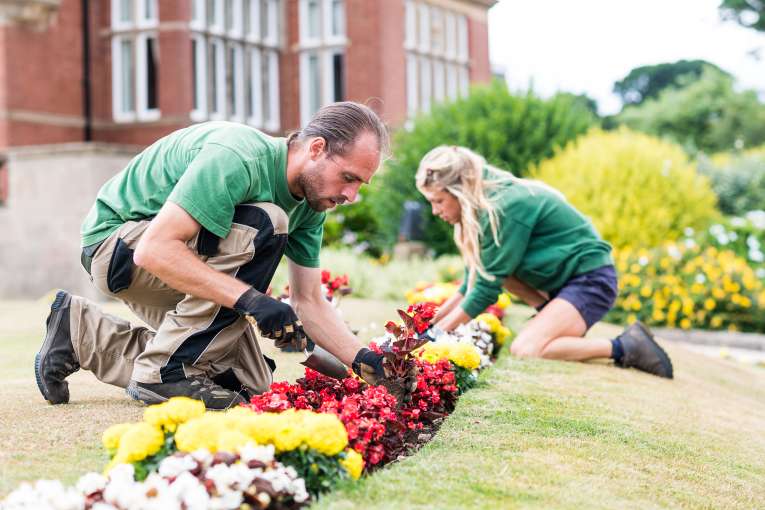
[240,443,275,465]
[730,217,746,228]
[171,472,210,510]
[208,491,243,510]
[749,250,764,263]
[710,224,725,236]
[683,227,695,237]
[75,472,107,497]
[695,274,706,284]
[685,238,697,249]
[190,449,214,468]
[746,210,765,230]
[1,481,85,510]
[756,268,765,279]
[747,236,760,249]
[107,464,135,485]
[158,454,198,478]
[668,245,682,259]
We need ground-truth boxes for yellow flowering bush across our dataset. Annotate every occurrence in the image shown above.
[610,242,765,332]
[532,128,719,249]
[101,423,133,452]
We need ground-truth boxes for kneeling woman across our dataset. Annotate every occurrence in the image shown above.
[416,146,673,378]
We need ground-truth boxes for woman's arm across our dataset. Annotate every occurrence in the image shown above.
[434,302,472,332]
[432,291,464,324]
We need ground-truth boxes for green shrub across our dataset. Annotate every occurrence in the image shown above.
[322,186,385,257]
[370,81,596,255]
[532,128,719,249]
[697,149,765,216]
[614,67,765,154]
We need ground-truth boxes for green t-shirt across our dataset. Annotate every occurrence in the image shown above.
[458,178,613,317]
[81,121,325,268]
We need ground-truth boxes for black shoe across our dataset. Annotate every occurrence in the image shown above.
[212,368,252,402]
[35,291,80,404]
[126,375,246,410]
[616,322,674,379]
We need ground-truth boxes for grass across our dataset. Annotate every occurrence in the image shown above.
[2,296,765,508]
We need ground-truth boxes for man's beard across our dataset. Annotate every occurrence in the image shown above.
[297,163,346,212]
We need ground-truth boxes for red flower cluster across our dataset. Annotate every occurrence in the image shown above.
[321,270,351,299]
[245,302,461,470]
[245,362,460,469]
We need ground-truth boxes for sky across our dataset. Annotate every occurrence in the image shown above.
[487,0,765,115]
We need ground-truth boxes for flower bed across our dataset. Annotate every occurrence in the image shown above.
[2,304,513,510]
[609,243,765,332]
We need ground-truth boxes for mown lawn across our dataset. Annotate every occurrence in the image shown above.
[2,297,764,509]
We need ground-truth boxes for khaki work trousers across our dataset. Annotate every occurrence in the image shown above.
[69,202,289,395]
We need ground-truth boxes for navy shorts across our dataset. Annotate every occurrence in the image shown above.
[539,265,618,330]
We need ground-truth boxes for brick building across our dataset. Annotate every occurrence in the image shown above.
[0,0,495,297]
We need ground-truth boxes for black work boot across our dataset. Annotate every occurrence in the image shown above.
[126,375,246,410]
[615,322,674,379]
[35,290,80,404]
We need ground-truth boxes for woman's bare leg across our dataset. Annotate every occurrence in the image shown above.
[509,298,612,361]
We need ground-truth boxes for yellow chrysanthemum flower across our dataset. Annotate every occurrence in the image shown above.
[339,449,364,480]
[143,397,206,433]
[102,423,133,452]
[303,413,348,456]
[111,422,165,465]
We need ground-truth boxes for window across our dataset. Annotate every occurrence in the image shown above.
[299,0,347,125]
[404,1,470,116]
[111,0,159,122]
[191,0,281,131]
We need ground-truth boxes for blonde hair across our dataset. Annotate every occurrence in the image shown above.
[415,146,521,290]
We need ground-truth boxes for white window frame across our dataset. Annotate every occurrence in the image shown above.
[136,0,159,29]
[209,37,226,120]
[417,3,430,53]
[406,53,418,115]
[227,42,246,122]
[112,0,134,31]
[264,49,280,132]
[135,33,160,120]
[111,35,136,122]
[299,0,346,124]
[404,0,416,50]
[226,0,244,38]
[324,0,345,45]
[262,0,280,48]
[191,0,281,130]
[457,14,468,63]
[404,1,471,117]
[191,34,208,121]
[247,0,261,42]
[191,0,206,30]
[209,0,225,35]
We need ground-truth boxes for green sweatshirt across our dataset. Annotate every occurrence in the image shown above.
[458,178,612,317]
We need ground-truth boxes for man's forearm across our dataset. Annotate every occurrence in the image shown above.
[135,239,249,308]
[292,297,363,366]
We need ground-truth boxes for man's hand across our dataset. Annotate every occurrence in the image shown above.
[351,348,417,405]
[234,287,307,351]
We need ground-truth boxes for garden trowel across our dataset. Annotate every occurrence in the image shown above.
[301,343,349,380]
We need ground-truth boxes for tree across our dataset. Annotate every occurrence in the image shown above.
[367,81,596,255]
[613,60,730,107]
[615,67,765,154]
[720,0,765,32]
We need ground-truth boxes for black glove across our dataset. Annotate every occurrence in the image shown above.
[352,348,417,405]
[234,287,307,351]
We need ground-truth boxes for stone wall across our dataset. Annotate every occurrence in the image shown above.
[0,142,138,299]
